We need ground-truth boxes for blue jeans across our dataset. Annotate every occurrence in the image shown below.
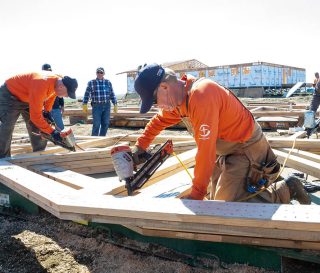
[50,108,64,130]
[310,93,320,113]
[91,102,111,136]
[0,84,47,158]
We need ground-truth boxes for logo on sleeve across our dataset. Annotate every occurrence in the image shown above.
[199,124,210,140]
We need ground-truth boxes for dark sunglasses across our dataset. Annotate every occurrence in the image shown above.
[97,71,104,74]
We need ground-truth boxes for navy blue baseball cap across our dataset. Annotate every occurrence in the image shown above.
[62,76,78,99]
[42,63,52,71]
[134,63,165,113]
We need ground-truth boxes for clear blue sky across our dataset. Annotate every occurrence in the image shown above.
[0,0,319,97]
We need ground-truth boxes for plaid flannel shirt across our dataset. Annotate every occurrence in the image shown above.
[83,78,117,104]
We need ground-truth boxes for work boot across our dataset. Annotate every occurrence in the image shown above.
[285,175,311,204]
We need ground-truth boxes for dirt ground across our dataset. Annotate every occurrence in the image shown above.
[0,96,318,273]
[0,210,281,273]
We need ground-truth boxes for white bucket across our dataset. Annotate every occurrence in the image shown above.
[304,110,316,129]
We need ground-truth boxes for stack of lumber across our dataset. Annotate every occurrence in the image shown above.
[9,134,196,174]
[251,106,305,129]
[64,106,188,128]
[64,103,312,129]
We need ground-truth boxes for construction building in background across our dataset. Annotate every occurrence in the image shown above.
[122,59,306,98]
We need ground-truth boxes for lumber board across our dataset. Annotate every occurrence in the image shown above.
[252,110,305,118]
[53,158,112,169]
[69,164,114,175]
[288,130,307,139]
[248,105,306,111]
[0,160,74,210]
[273,149,320,178]
[111,118,186,129]
[14,135,122,156]
[122,134,194,143]
[278,149,320,164]
[268,138,320,150]
[64,108,157,119]
[2,159,320,246]
[247,101,293,105]
[11,137,30,144]
[58,213,320,242]
[54,193,320,232]
[29,164,120,194]
[9,147,114,165]
[124,226,320,250]
[257,117,298,122]
[132,168,194,199]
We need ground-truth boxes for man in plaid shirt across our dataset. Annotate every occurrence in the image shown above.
[82,67,118,136]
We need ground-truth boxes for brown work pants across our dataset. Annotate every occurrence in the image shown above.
[211,127,290,203]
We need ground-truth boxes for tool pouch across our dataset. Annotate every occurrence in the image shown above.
[247,158,280,192]
[244,135,281,192]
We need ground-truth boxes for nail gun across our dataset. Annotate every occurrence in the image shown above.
[36,128,78,152]
[32,111,83,152]
[111,140,174,195]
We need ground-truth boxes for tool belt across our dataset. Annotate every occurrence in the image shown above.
[237,136,281,193]
[246,158,280,193]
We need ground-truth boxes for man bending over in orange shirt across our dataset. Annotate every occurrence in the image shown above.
[132,63,310,204]
[0,71,78,158]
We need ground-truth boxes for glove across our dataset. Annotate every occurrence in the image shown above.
[51,130,63,142]
[82,104,88,114]
[42,110,55,125]
[131,145,151,166]
[113,104,118,113]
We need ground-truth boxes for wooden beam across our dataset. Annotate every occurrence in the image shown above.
[133,168,194,199]
[273,149,320,178]
[12,135,122,156]
[124,226,320,250]
[2,159,320,245]
[56,194,320,232]
[29,164,120,194]
[268,138,320,150]
[9,147,114,166]
[59,213,320,242]
[252,110,305,118]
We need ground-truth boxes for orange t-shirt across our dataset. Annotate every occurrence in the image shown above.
[6,72,59,134]
[136,75,254,200]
